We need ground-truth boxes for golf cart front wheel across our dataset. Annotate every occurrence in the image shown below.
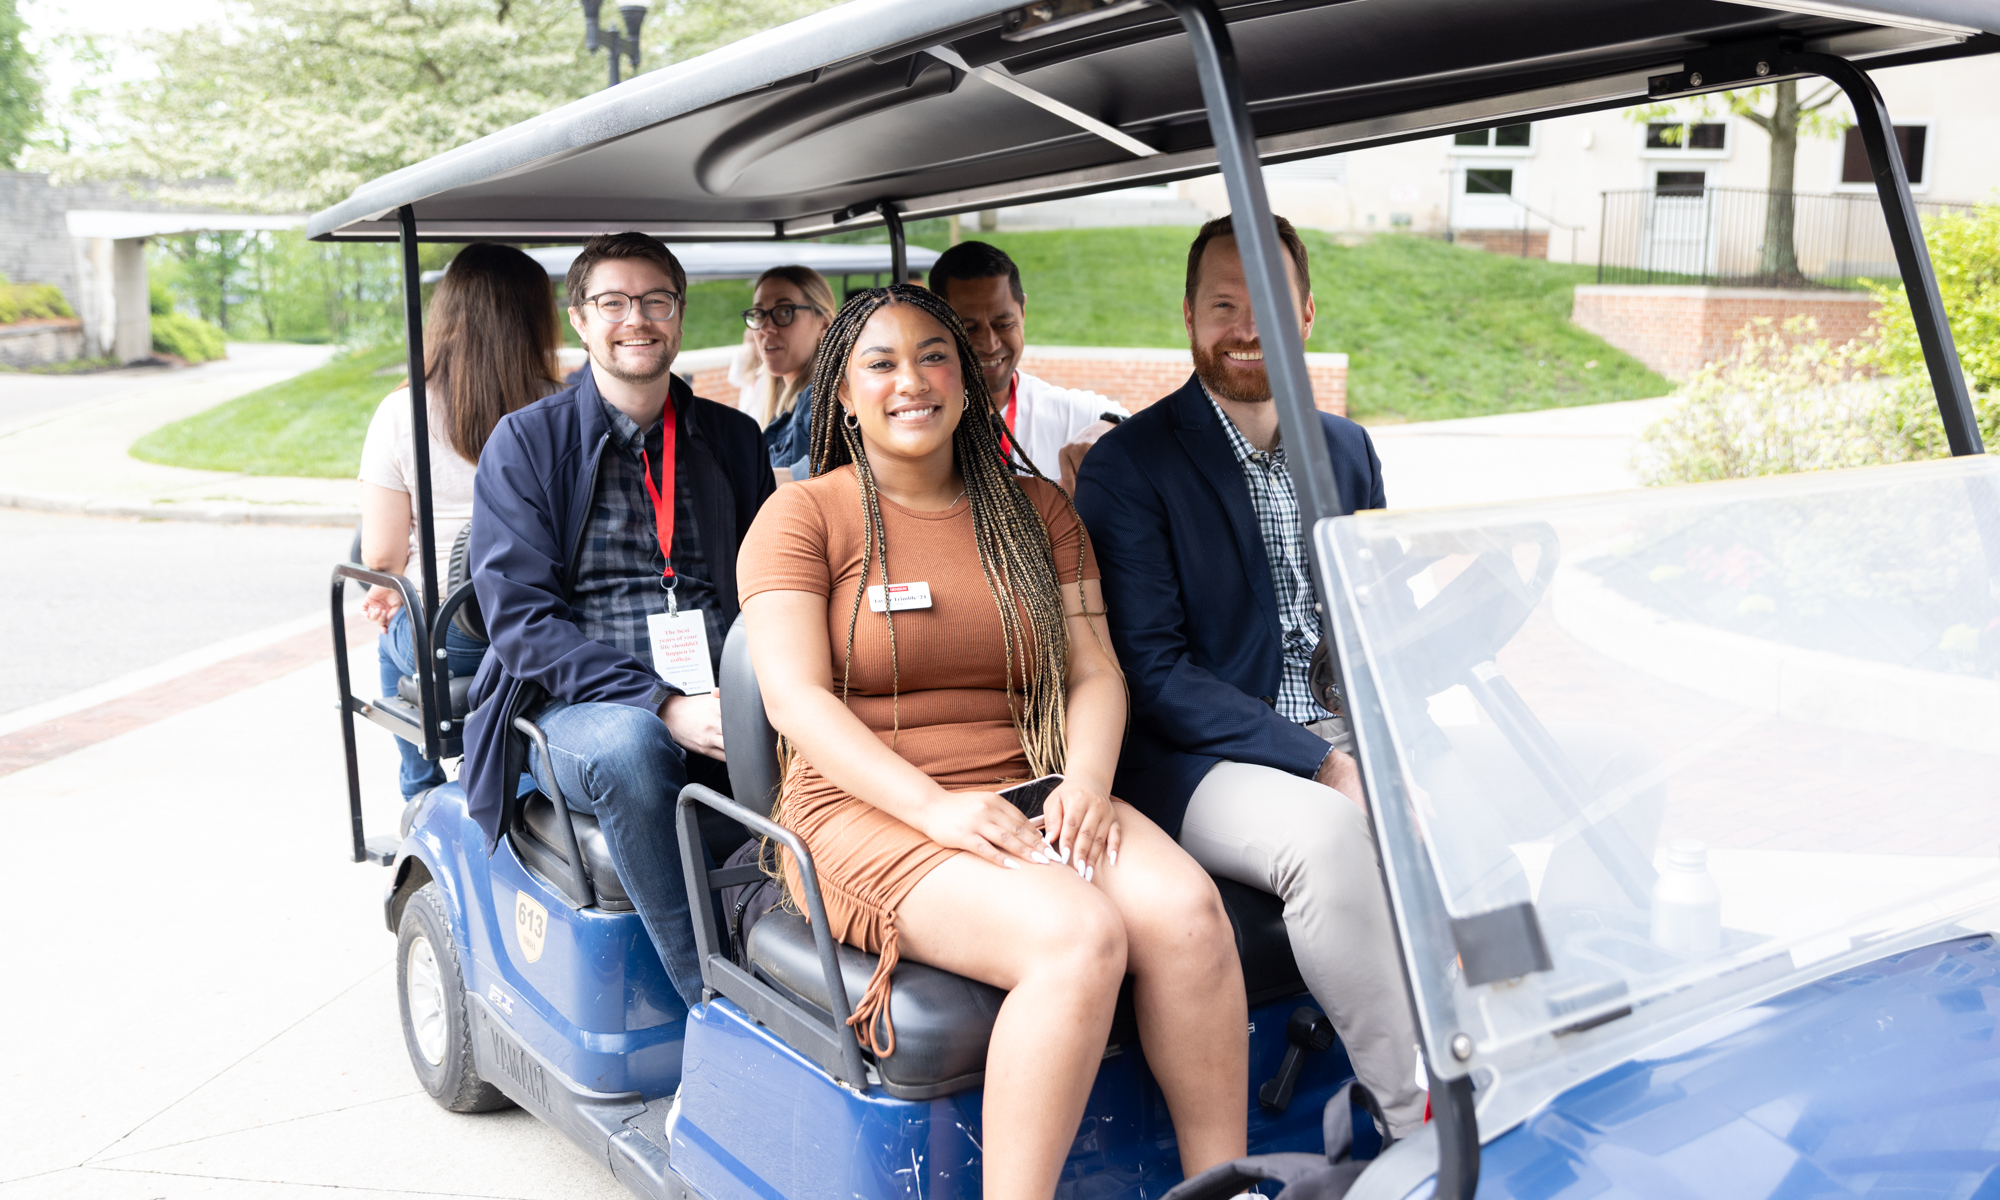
[396,882,513,1113]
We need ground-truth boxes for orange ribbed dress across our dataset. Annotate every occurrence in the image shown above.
[736,466,1098,1055]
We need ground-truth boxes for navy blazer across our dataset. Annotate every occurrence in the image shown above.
[462,369,774,850]
[1073,374,1385,837]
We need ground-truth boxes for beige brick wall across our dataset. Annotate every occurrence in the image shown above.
[1017,346,1347,417]
[1454,229,1549,259]
[676,344,1349,417]
[1571,285,1878,381]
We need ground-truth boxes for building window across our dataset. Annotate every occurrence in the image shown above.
[1841,124,1927,186]
[1655,171,1706,195]
[1646,122,1727,151]
[1465,168,1514,195]
[1453,123,1533,150]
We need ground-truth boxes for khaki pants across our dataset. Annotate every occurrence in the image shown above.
[1178,760,1427,1136]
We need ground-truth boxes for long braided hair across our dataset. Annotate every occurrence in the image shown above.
[804,284,1087,781]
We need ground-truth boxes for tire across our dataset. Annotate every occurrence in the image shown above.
[396,882,513,1113]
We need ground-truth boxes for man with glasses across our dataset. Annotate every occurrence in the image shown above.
[464,231,775,1021]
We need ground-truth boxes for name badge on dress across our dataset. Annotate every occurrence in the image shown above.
[867,581,934,612]
[647,609,715,694]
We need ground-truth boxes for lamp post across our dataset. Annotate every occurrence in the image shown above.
[581,0,646,88]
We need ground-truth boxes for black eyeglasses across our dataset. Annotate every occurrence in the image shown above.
[585,290,681,321]
[742,302,821,330]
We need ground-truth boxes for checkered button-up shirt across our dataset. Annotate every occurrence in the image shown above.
[570,396,725,695]
[1208,392,1331,725]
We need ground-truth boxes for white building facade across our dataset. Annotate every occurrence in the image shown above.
[1161,55,1999,269]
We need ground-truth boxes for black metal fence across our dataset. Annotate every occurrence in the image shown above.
[1597,186,1977,289]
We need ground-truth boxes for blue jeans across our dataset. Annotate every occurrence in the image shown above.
[524,697,714,1011]
[378,607,488,800]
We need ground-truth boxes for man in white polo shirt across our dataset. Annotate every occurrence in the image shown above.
[930,241,1129,482]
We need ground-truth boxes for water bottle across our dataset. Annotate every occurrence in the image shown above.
[1650,839,1721,958]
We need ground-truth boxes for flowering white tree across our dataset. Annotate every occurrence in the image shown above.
[34,0,838,209]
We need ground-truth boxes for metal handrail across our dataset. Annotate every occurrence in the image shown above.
[675,784,871,1090]
[513,717,598,910]
[330,562,434,864]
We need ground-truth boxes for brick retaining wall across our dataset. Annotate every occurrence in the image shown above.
[672,344,1349,417]
[1571,285,1879,381]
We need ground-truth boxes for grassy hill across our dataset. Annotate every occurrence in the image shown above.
[134,229,1665,476]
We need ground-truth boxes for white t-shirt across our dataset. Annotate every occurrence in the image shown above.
[1008,370,1130,482]
[356,387,480,591]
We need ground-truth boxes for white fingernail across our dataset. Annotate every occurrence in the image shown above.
[1003,858,1021,870]
[1030,851,1049,864]
[1109,849,1118,866]
[1075,861,1087,879]
[1086,865,1095,882]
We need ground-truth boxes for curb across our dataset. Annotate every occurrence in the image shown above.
[0,490,358,528]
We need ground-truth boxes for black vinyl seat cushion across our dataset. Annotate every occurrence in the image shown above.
[397,672,473,720]
[744,876,1306,1100]
[514,791,634,912]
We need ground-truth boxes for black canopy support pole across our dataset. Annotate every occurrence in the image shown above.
[1784,52,1979,456]
[877,202,907,284]
[1432,1072,1481,1200]
[397,204,444,760]
[1164,0,1342,531]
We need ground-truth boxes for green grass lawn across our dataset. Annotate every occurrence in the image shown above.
[136,230,1665,476]
[130,345,408,477]
[927,227,1667,424]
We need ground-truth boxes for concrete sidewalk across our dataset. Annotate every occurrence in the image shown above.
[1368,395,1674,511]
[0,342,353,526]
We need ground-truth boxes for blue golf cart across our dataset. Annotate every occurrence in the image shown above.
[316,1,2000,1196]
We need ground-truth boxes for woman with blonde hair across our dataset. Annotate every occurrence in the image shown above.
[738,285,1247,1200]
[358,241,564,798]
[744,264,835,473]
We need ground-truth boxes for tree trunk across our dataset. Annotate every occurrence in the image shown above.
[1760,80,1803,282]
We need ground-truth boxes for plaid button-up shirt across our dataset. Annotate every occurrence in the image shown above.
[1208,391,1330,725]
[571,396,725,696]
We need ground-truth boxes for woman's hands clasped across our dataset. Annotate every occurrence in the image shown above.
[919,783,1121,882]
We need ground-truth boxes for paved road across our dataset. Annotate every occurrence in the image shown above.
[0,509,352,716]
[0,391,1685,1198]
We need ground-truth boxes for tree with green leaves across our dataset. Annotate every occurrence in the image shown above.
[1635,81,1849,281]
[0,0,41,167]
[39,0,840,210]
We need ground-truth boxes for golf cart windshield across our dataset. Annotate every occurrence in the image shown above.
[1319,455,2000,1137]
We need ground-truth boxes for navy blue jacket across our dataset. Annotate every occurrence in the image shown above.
[1073,375,1385,837]
[462,369,774,849]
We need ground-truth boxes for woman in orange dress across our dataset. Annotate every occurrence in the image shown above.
[737,286,1246,1199]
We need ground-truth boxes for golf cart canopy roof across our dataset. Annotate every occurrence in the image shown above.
[308,0,1998,243]
[419,241,942,285]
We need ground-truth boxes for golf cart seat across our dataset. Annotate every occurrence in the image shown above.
[716,615,1308,1099]
[515,790,635,912]
[396,671,474,720]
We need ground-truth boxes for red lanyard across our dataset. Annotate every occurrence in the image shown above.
[638,395,679,586]
[999,374,1019,460]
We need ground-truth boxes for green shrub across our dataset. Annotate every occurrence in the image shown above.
[1639,203,2000,484]
[1634,317,1899,484]
[152,311,228,363]
[1867,203,2000,395]
[0,281,75,325]
[1861,202,2000,455]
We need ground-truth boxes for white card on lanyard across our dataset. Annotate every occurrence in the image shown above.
[867,581,934,612]
[647,608,715,695]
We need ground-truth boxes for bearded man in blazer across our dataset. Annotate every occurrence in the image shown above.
[1073,214,1423,1136]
